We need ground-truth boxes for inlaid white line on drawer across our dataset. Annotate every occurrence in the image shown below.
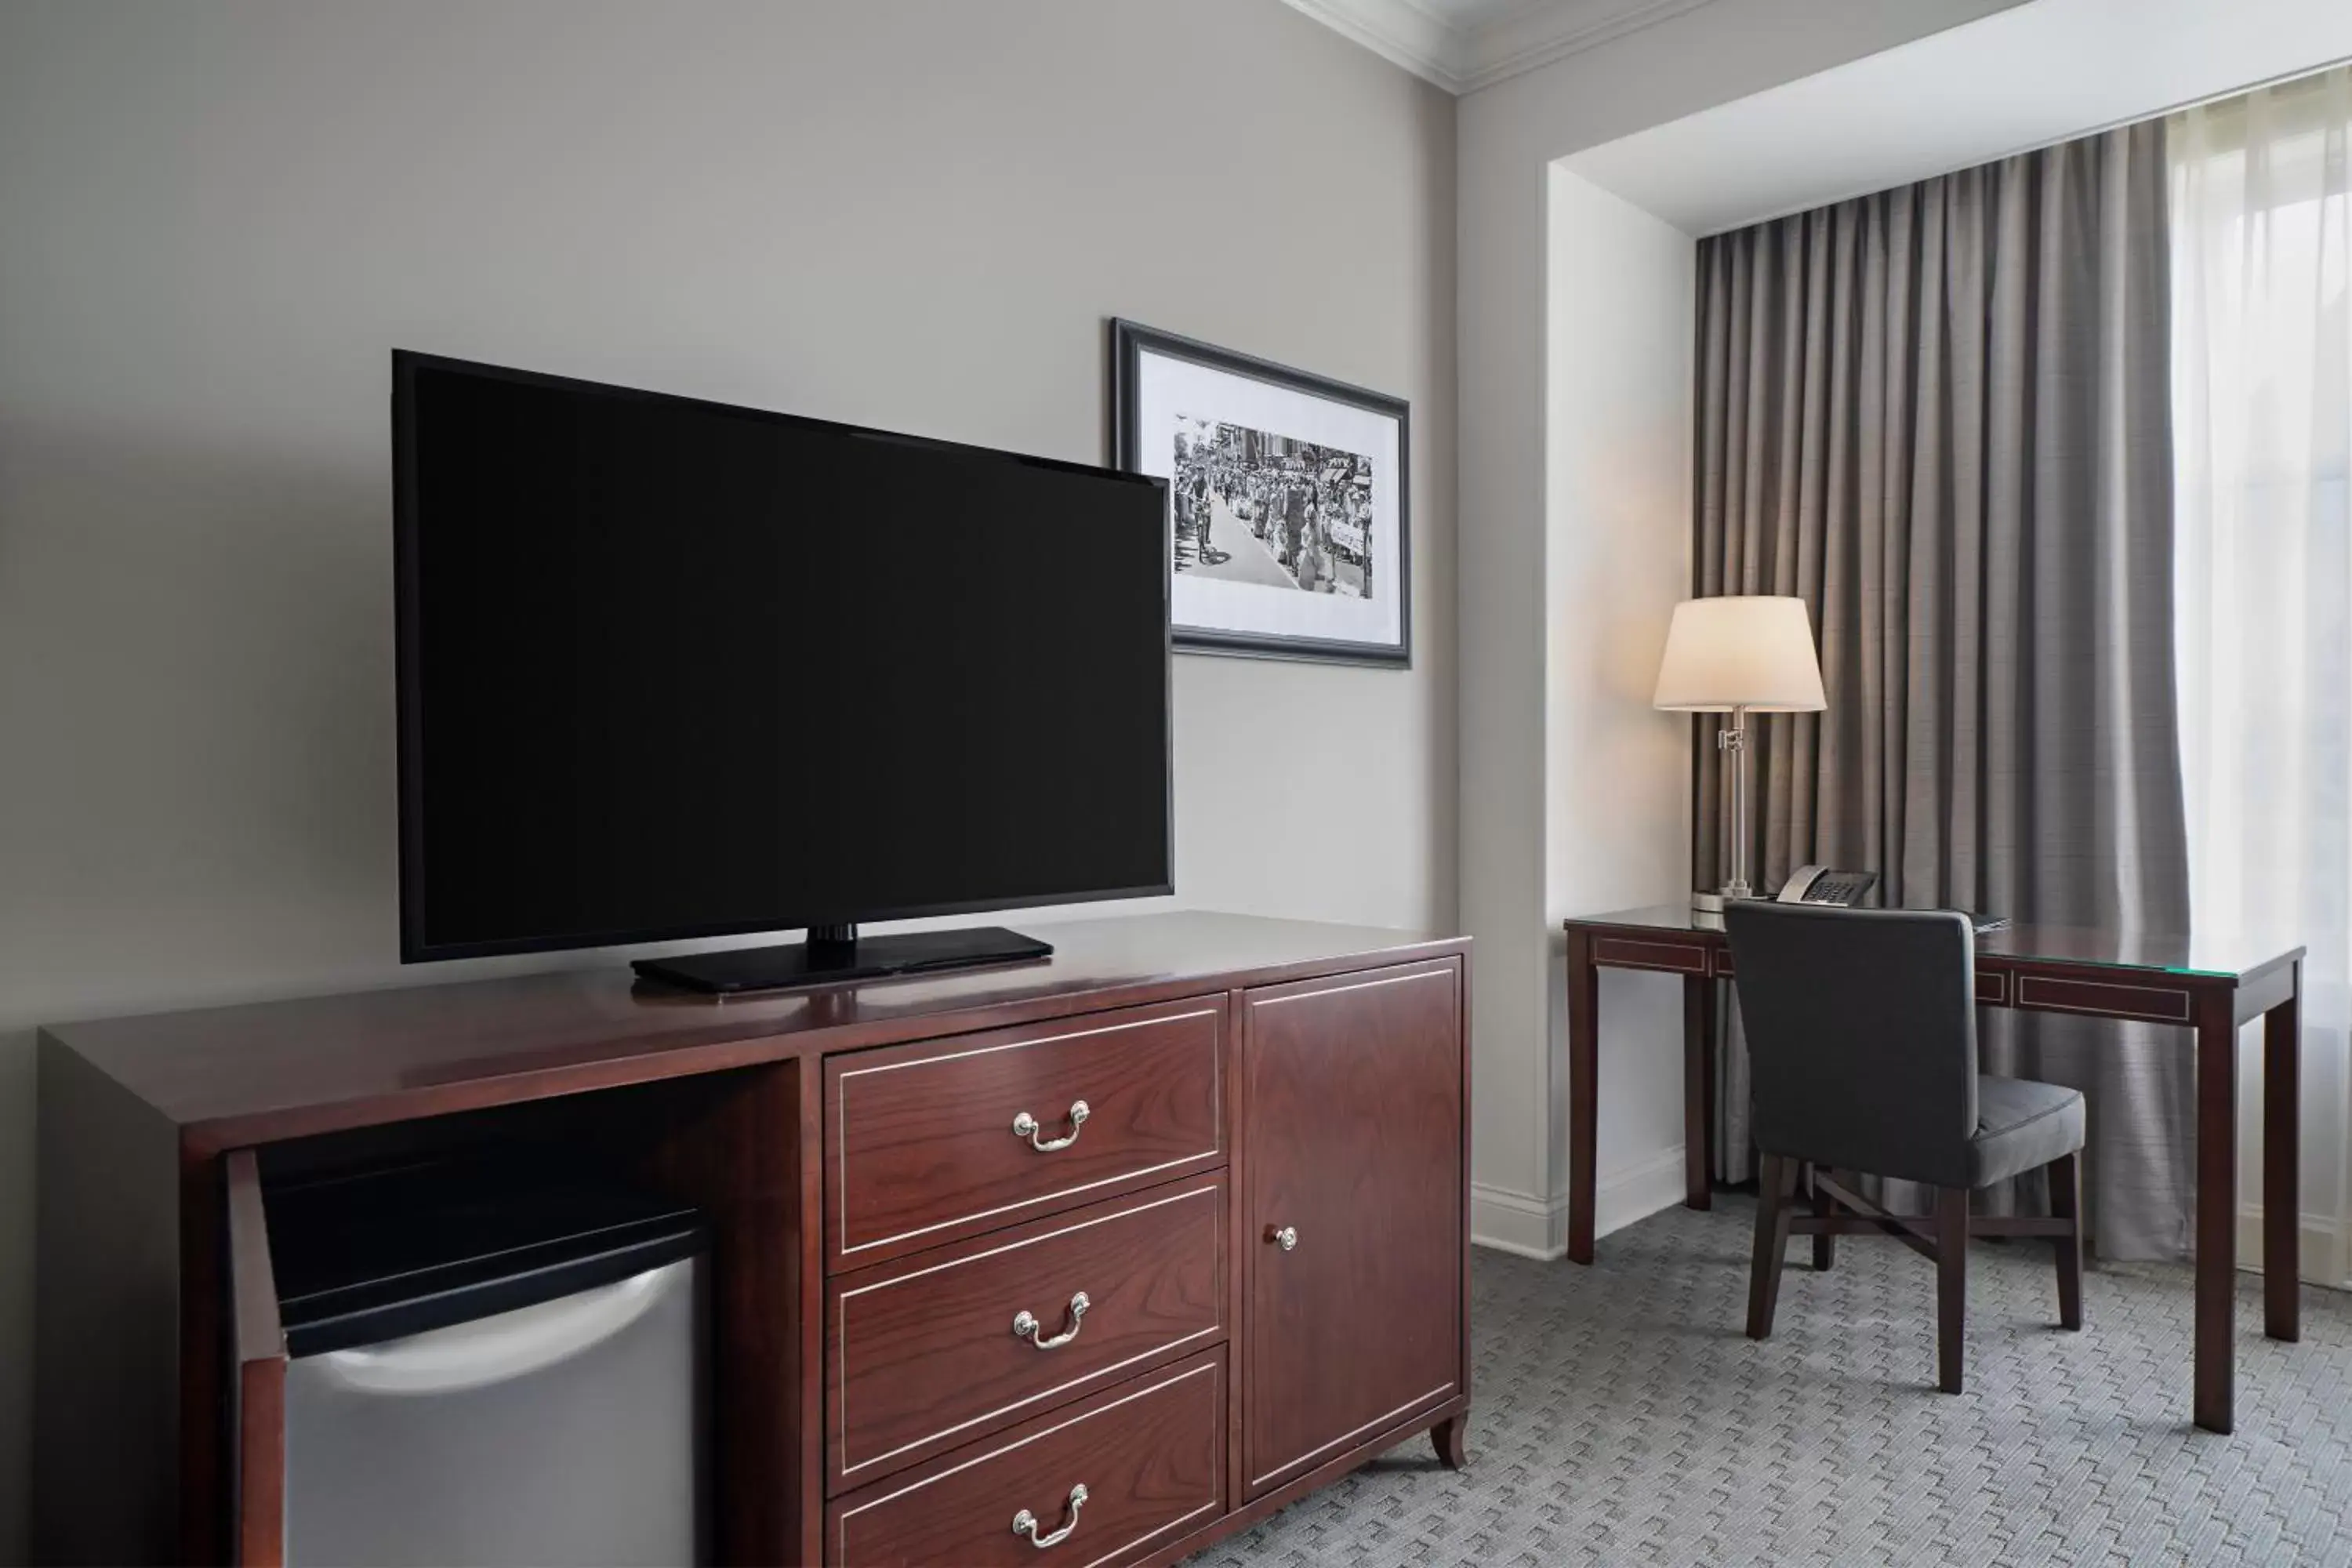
[837,1182,1223,1479]
[838,1182,1223,1300]
[1080,1500,1221,1568]
[833,1007,1219,1082]
[836,1007,1222,1257]
[2014,976,2194,1022]
[1250,966,1454,1008]
[1590,939,1707,972]
[1249,1380,1456,1489]
[840,1326,1222,1480]
[835,1357,1222,1560]
[840,1149,1225,1260]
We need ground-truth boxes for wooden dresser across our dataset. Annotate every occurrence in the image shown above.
[34,912,1471,1566]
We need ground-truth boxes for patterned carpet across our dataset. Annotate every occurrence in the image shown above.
[1189,1196,2352,1566]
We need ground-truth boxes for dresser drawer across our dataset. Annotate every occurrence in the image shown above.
[829,1177,1225,1493]
[826,997,1225,1267]
[828,1348,1226,1568]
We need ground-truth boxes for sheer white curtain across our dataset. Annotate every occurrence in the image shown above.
[2171,67,2352,1276]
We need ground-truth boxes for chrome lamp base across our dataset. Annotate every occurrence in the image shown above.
[1689,886,1760,916]
[1695,708,1760,919]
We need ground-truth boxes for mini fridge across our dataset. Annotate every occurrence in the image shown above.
[266,1160,709,1566]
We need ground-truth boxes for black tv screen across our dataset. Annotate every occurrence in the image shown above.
[394,352,1172,962]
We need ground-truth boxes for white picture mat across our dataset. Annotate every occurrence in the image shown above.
[1131,347,1403,650]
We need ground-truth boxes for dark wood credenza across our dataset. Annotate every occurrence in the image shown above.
[34,912,1471,1566]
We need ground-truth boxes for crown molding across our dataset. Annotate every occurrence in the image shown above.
[1279,0,1722,95]
[1280,0,1473,93]
[1460,0,1722,91]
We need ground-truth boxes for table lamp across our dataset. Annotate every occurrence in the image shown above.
[1653,596,1827,911]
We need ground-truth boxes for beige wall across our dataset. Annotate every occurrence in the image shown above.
[0,3,1456,1554]
[1540,167,1697,1240]
[1454,0,2024,1255]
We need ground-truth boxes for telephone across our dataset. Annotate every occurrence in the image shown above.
[1777,864,1878,906]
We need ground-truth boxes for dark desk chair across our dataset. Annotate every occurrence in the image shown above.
[1722,902,2088,1395]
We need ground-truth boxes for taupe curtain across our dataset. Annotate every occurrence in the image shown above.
[1692,121,2195,1258]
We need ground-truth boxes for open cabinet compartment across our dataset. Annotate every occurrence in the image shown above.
[218,1057,821,1567]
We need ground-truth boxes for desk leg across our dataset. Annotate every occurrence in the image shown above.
[1684,974,1715,1210]
[2194,989,2238,1435]
[2265,962,2303,1342]
[1566,930,1599,1265]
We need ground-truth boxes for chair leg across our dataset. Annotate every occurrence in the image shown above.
[2050,1151,2085,1330]
[1809,1163,1838,1272]
[1748,1153,1798,1340]
[1936,1185,1969,1394]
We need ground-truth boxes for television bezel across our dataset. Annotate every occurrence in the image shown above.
[392,349,1174,964]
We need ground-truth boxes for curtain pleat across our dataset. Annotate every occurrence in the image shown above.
[1692,122,2195,1258]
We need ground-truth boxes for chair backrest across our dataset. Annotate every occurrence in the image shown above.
[1722,902,1977,1187]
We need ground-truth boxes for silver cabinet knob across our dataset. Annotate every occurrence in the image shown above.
[1268,1225,1298,1252]
[1011,1099,1090,1152]
[1011,1290,1091,1349]
[1011,1483,1088,1549]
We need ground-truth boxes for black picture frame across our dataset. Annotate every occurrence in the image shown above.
[1111,318,1411,667]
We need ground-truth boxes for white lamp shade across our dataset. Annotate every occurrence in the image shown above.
[1652,596,1827,713]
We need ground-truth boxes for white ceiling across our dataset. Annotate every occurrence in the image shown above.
[1565,0,2352,234]
[1279,0,1718,94]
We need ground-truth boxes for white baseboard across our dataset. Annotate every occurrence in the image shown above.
[1594,1145,1688,1240]
[1470,1145,1689,1261]
[1469,1182,1563,1259]
[2234,1208,2347,1287]
[1474,1165,2352,1289]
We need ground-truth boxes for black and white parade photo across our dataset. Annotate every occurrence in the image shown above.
[1171,419,1374,598]
[1113,319,1410,665]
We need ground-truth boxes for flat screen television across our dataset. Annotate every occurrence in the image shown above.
[394,350,1172,990]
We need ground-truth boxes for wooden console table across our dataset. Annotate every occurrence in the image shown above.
[35,912,1471,1566]
[1563,904,2302,1436]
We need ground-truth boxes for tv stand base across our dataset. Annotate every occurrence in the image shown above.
[630,924,1053,995]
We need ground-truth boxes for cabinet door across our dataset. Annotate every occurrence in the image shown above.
[1241,958,1464,1499]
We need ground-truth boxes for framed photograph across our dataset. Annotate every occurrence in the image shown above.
[1112,319,1410,666]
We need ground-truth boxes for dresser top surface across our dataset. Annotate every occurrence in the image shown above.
[44,911,1465,1147]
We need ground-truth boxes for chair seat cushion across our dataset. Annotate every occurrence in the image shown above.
[1967,1074,2086,1188]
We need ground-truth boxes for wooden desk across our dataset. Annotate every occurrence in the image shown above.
[1563,905,2303,1436]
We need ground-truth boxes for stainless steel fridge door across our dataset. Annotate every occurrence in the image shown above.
[283,1256,703,1566]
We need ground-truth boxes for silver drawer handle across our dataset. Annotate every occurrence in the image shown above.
[1011,1483,1088,1549]
[1011,1291,1090,1349]
[1269,1224,1298,1252]
[1011,1099,1090,1152]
